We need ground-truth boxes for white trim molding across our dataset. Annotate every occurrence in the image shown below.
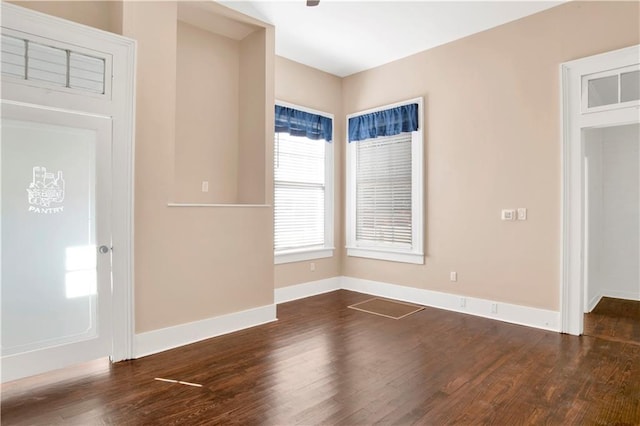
[601,289,640,302]
[586,292,603,313]
[275,248,334,265]
[587,290,640,314]
[275,276,560,332]
[345,247,424,265]
[274,277,342,304]
[167,203,271,208]
[134,305,277,358]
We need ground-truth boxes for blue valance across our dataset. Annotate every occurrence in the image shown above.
[348,103,419,142]
[275,105,332,142]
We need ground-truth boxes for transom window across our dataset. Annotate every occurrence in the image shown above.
[1,33,106,95]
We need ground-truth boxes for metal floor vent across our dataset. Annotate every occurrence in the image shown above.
[1,34,105,94]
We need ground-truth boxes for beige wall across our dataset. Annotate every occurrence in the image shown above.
[173,17,272,205]
[237,29,269,204]
[122,1,274,332]
[11,1,122,34]
[174,21,239,204]
[274,57,343,288]
[341,1,640,311]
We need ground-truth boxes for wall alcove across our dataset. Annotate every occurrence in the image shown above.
[172,1,272,206]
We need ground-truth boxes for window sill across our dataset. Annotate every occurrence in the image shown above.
[167,203,270,208]
[346,247,424,265]
[275,248,334,265]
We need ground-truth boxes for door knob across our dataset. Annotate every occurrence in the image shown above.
[98,245,111,254]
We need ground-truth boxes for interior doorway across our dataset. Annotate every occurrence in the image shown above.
[583,123,640,344]
[561,44,639,335]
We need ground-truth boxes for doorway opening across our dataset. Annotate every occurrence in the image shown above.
[583,123,640,345]
[561,44,639,336]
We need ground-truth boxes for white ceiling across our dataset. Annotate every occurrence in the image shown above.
[219,1,563,77]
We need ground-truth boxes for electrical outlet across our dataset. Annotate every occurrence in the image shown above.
[450,272,457,282]
[501,209,515,221]
[201,181,209,192]
[460,297,466,308]
[491,303,498,314]
[310,262,315,272]
[517,208,527,220]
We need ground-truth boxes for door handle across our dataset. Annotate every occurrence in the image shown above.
[98,245,111,254]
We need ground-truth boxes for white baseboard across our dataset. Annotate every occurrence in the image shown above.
[586,292,603,313]
[342,276,560,332]
[276,276,560,332]
[602,289,640,301]
[136,275,563,359]
[134,304,277,358]
[274,277,342,304]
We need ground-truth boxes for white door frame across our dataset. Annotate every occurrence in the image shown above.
[1,3,136,362]
[560,44,640,335]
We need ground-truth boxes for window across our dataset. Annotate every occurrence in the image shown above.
[346,98,423,264]
[274,103,334,264]
[1,33,106,94]
[581,64,640,113]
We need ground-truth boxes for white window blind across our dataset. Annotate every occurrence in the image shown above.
[1,35,26,79]
[355,133,412,246]
[274,133,326,252]
[28,41,67,87]
[1,34,105,94]
[69,51,106,93]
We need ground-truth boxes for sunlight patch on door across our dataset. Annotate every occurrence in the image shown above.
[65,246,97,298]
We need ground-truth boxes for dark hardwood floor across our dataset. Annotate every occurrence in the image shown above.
[2,290,640,425]
[584,296,640,345]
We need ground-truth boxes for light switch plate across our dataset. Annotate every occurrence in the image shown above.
[517,208,527,220]
[501,209,515,221]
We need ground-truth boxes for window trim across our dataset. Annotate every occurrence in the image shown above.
[345,97,424,264]
[274,100,334,264]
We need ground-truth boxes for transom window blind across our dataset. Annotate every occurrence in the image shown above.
[355,132,412,246]
[274,132,326,252]
[1,34,106,94]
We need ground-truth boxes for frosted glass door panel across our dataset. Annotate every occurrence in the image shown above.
[1,118,98,356]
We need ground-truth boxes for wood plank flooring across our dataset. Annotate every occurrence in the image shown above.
[2,290,640,425]
[584,296,640,345]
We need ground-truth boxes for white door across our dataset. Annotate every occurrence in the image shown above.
[0,3,136,382]
[1,102,113,382]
